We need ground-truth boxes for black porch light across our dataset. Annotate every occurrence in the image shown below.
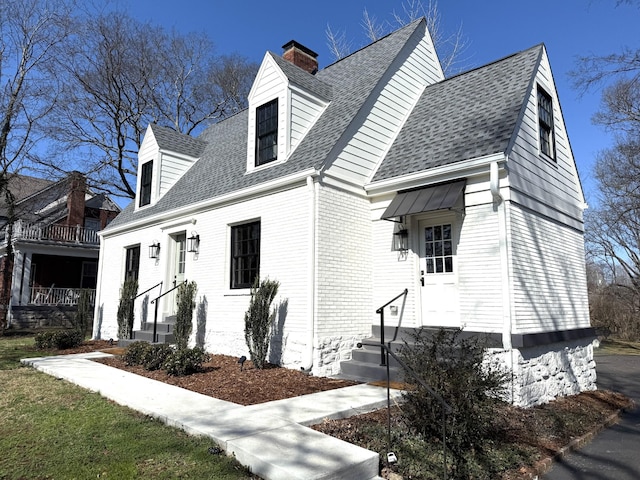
[187,231,200,253]
[393,228,408,252]
[149,241,161,259]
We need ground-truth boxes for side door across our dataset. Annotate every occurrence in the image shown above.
[418,219,460,327]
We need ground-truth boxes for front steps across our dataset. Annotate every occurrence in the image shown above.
[339,325,418,383]
[118,315,176,347]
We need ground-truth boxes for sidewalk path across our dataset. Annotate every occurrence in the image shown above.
[23,352,404,480]
[542,354,640,480]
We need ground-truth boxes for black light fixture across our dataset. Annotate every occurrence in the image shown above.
[187,231,200,253]
[149,241,161,259]
[393,228,409,252]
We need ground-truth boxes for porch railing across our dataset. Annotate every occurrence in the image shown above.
[29,286,96,306]
[9,220,99,245]
[376,288,408,366]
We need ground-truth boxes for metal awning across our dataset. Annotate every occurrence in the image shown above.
[381,180,466,220]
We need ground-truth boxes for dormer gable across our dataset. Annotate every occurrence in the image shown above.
[135,124,207,210]
[246,44,332,173]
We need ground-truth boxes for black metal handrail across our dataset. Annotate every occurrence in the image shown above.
[149,280,186,343]
[358,339,452,480]
[135,281,163,300]
[376,289,408,366]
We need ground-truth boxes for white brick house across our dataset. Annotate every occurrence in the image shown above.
[94,18,595,407]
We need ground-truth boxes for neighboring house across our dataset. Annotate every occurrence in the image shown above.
[0,172,120,328]
[94,18,595,407]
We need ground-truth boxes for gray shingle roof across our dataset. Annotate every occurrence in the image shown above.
[150,124,208,158]
[371,45,543,182]
[269,53,333,100]
[107,19,425,230]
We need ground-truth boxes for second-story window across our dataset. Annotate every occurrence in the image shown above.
[537,86,555,160]
[256,99,278,166]
[139,161,153,207]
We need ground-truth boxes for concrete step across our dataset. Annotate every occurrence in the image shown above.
[140,321,175,333]
[339,359,404,383]
[130,330,175,343]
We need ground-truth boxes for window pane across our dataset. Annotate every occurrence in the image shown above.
[443,241,452,256]
[435,258,443,273]
[426,244,434,256]
[443,224,451,240]
[425,227,433,241]
[426,259,434,273]
[434,242,442,256]
[444,257,453,272]
[434,226,442,241]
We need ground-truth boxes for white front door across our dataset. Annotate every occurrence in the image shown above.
[167,232,186,316]
[418,220,459,327]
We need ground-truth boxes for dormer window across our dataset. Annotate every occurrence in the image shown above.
[256,99,278,166]
[537,86,555,160]
[139,160,153,207]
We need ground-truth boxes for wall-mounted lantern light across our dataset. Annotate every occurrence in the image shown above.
[187,232,200,253]
[149,241,161,259]
[393,228,409,252]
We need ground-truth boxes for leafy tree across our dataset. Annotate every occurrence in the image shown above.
[244,277,279,369]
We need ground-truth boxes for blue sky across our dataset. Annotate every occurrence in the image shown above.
[122,0,638,203]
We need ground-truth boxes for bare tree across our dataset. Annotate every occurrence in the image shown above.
[0,0,76,332]
[47,13,257,200]
[326,0,469,76]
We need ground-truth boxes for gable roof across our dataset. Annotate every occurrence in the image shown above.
[269,53,333,100]
[371,44,543,183]
[149,124,208,158]
[107,19,426,229]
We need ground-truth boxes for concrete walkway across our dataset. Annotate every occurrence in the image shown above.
[542,354,640,480]
[22,352,403,480]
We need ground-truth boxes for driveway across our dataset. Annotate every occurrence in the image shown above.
[542,354,640,480]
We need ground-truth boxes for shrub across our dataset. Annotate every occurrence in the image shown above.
[35,330,84,350]
[163,346,210,376]
[123,341,151,366]
[72,289,93,335]
[117,278,138,340]
[399,328,509,479]
[244,277,279,369]
[174,281,197,350]
[142,343,173,371]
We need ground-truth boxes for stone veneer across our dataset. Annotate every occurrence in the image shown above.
[490,338,598,408]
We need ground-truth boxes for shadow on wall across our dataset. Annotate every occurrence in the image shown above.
[196,295,208,349]
[94,304,104,339]
[269,299,288,365]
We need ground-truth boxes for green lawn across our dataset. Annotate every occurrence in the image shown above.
[0,334,252,479]
[596,338,640,356]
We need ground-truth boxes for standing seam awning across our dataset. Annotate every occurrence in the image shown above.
[381,180,466,220]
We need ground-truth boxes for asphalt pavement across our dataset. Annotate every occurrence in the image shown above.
[542,353,640,480]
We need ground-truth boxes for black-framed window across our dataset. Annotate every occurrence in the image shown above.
[125,245,140,281]
[537,86,555,160]
[139,161,153,207]
[230,221,260,289]
[256,99,278,166]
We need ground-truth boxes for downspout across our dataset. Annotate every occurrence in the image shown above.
[301,175,317,372]
[490,160,512,350]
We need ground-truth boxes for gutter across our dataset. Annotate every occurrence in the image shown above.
[301,175,318,372]
[490,159,513,351]
[100,168,320,238]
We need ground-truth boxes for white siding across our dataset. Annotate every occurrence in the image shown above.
[508,50,584,227]
[457,203,504,332]
[327,25,443,186]
[289,89,326,154]
[159,152,196,197]
[508,203,590,333]
[95,185,313,368]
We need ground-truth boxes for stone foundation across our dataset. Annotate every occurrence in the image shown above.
[490,338,597,408]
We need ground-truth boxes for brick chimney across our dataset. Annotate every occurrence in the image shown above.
[282,40,319,74]
[66,171,86,227]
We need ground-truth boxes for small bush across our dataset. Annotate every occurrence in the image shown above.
[142,343,173,371]
[399,328,509,479]
[35,330,84,350]
[174,281,197,350]
[163,346,210,376]
[244,277,279,369]
[72,289,93,335]
[123,341,151,366]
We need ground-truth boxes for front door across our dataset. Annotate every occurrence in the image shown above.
[419,220,459,327]
[167,232,186,315]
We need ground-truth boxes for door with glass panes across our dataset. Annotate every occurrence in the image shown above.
[418,219,459,327]
[167,232,186,316]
